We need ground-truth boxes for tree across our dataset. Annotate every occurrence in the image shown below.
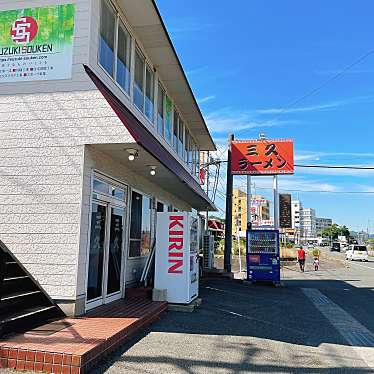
[322,224,350,240]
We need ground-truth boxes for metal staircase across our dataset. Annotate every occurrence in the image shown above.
[0,240,64,336]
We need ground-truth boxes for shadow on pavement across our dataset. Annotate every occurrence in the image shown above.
[92,277,374,373]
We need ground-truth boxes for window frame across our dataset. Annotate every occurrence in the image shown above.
[98,0,201,177]
[128,189,153,259]
[115,18,132,94]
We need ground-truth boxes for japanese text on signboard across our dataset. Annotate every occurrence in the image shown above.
[231,139,294,175]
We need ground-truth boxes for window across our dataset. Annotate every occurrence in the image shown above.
[129,191,152,257]
[145,65,154,121]
[173,110,179,153]
[134,49,145,111]
[188,136,193,173]
[99,0,115,77]
[156,201,165,212]
[178,118,184,158]
[116,21,131,93]
[196,147,200,176]
[184,128,189,163]
[165,95,173,144]
[157,84,165,136]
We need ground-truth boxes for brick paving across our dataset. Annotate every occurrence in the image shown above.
[0,298,167,373]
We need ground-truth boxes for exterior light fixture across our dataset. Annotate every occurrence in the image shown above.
[149,166,157,176]
[126,149,138,161]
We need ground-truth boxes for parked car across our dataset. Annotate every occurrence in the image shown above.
[330,242,341,252]
[346,245,369,261]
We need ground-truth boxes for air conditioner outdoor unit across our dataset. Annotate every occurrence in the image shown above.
[203,234,214,269]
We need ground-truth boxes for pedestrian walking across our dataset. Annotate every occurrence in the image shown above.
[313,257,319,271]
[297,246,306,272]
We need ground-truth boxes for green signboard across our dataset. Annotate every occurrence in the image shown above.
[0,4,75,83]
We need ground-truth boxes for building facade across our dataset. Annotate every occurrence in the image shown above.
[316,217,332,236]
[291,200,302,243]
[301,208,317,241]
[0,0,215,316]
[232,189,270,235]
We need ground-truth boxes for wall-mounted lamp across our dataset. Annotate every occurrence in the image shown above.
[126,149,138,161]
[149,166,157,176]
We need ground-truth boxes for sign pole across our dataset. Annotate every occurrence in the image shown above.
[273,175,279,230]
[224,134,234,273]
[205,151,210,233]
[247,175,251,229]
[236,215,242,273]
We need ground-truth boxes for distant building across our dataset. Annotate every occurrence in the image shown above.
[232,189,270,235]
[316,218,333,236]
[291,200,303,243]
[301,208,317,241]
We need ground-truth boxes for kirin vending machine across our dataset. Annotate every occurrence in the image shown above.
[246,229,280,286]
[155,212,199,304]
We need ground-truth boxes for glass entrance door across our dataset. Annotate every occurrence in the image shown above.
[86,201,126,309]
[87,202,107,303]
[105,206,125,302]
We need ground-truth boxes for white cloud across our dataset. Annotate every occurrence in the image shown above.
[198,95,216,104]
[205,109,297,134]
[233,176,339,193]
[256,95,374,115]
[295,165,374,177]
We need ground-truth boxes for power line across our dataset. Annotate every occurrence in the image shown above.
[235,184,374,195]
[260,47,374,124]
[295,164,374,170]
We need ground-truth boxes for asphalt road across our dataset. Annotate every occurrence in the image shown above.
[5,249,374,373]
[91,249,374,373]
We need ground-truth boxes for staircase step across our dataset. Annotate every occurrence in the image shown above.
[1,290,41,301]
[1,305,57,323]
[4,262,25,278]
[1,305,62,336]
[2,276,36,295]
[3,275,29,281]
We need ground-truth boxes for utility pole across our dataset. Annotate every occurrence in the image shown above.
[224,134,234,273]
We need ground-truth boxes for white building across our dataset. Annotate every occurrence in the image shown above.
[301,208,317,241]
[291,200,302,242]
[0,0,216,317]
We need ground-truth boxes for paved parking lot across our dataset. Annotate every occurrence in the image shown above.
[5,249,374,373]
[91,252,374,373]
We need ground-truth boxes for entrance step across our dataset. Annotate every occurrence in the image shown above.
[125,287,153,299]
[0,298,168,373]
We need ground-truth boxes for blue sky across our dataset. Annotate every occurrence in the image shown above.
[156,0,374,232]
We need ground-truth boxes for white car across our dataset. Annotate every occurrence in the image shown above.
[346,245,369,261]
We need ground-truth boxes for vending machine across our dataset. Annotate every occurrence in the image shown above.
[155,212,199,304]
[246,229,280,285]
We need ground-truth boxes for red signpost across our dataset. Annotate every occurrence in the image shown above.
[231,139,294,175]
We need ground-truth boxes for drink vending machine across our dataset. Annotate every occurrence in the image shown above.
[246,229,280,286]
[155,212,199,304]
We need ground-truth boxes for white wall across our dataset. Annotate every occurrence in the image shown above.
[0,86,141,300]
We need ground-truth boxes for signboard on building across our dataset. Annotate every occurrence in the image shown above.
[231,139,294,175]
[0,4,75,83]
[279,194,292,228]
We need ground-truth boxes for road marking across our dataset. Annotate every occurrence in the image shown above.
[302,288,374,368]
[348,261,374,271]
